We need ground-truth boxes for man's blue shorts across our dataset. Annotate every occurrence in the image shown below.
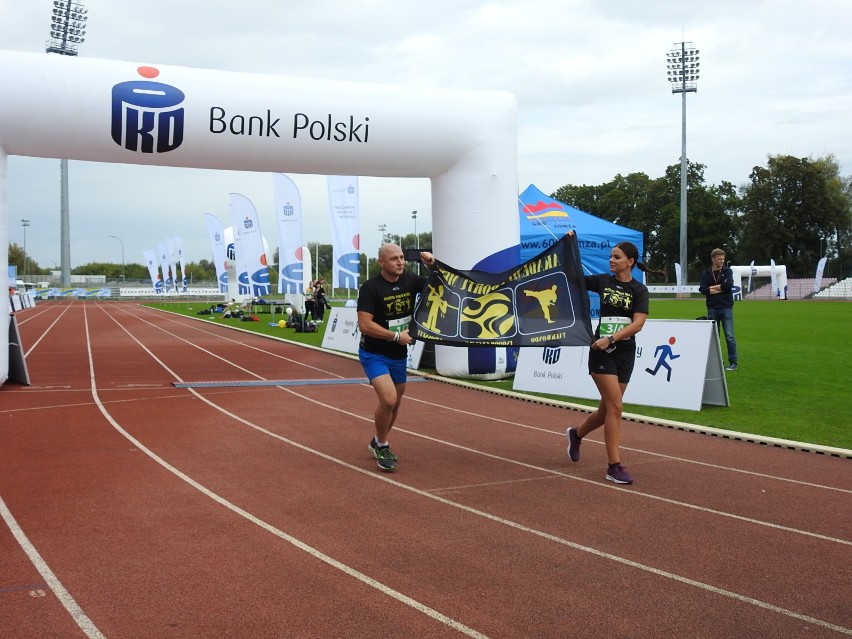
[359,350,407,384]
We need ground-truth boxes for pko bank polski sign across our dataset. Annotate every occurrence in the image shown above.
[0,49,519,386]
[0,51,516,189]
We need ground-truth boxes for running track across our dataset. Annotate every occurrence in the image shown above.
[1,300,849,638]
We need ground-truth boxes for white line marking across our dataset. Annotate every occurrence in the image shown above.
[21,304,74,357]
[84,306,491,639]
[155,306,852,493]
[125,306,852,542]
[92,304,852,635]
[0,497,106,639]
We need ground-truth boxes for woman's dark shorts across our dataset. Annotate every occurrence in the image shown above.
[587,343,636,384]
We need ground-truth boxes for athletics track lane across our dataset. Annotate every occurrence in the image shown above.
[1,301,849,639]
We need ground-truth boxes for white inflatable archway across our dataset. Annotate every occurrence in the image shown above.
[0,50,519,384]
[731,264,788,299]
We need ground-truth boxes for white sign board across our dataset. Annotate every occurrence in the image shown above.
[321,307,361,355]
[322,306,426,369]
[513,319,728,411]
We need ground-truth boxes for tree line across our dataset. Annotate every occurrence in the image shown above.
[9,153,850,286]
[553,153,851,281]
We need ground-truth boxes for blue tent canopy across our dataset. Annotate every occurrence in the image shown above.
[519,184,644,320]
[519,184,643,276]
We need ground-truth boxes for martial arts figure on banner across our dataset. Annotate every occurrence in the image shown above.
[524,285,558,324]
[412,234,592,348]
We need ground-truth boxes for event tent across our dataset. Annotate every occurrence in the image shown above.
[519,184,643,274]
[519,184,644,321]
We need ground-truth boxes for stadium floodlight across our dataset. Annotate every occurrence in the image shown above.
[45,0,87,56]
[21,219,31,279]
[45,0,88,287]
[666,41,699,285]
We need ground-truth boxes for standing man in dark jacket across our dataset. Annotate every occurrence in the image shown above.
[698,248,738,371]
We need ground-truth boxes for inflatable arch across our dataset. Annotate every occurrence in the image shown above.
[0,50,519,384]
[730,264,788,300]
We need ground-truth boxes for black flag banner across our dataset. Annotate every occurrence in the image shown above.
[412,234,593,347]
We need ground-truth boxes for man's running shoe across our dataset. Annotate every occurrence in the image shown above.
[605,464,633,485]
[368,438,398,462]
[566,427,581,462]
[373,446,397,472]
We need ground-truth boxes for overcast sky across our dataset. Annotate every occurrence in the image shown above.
[2,0,850,270]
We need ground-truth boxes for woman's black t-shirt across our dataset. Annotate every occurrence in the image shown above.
[584,274,650,345]
[357,272,427,359]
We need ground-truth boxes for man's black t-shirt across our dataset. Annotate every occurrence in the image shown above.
[584,274,650,345]
[357,272,427,359]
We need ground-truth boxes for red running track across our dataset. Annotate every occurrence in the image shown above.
[1,300,850,638]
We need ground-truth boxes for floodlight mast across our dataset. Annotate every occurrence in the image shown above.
[666,41,699,284]
[45,0,88,287]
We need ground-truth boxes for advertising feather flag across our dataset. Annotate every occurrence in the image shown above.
[327,176,360,290]
[273,173,305,295]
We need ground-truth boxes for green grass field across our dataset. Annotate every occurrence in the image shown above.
[147,299,851,450]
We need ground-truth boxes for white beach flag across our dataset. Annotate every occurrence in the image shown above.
[229,193,271,297]
[204,213,229,294]
[327,175,361,290]
[166,237,179,292]
[142,249,163,293]
[157,242,172,292]
[174,235,186,291]
[814,256,828,293]
[273,173,305,295]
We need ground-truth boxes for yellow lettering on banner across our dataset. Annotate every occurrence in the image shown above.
[460,279,498,295]
[543,253,558,270]
[442,271,459,287]
[530,331,566,343]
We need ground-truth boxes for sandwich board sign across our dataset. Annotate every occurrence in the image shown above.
[513,319,729,411]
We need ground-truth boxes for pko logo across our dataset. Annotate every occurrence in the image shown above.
[282,203,295,217]
[243,216,254,230]
[542,347,561,365]
[111,66,185,153]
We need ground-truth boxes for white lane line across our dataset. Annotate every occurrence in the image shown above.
[22,304,74,357]
[401,395,852,494]
[94,305,852,636]
[151,306,851,495]
[115,306,852,544]
[83,306,491,639]
[0,497,106,639]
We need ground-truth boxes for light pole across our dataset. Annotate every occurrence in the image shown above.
[666,41,699,283]
[21,219,31,280]
[108,235,125,282]
[46,0,88,287]
[378,224,387,246]
[411,211,418,273]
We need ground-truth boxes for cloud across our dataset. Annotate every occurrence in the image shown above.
[2,0,850,269]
